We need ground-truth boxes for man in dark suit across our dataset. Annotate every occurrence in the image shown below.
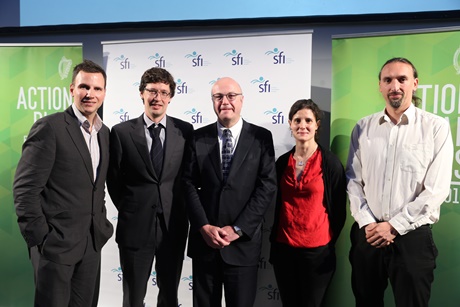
[13,60,114,306]
[107,67,193,307]
[183,77,277,307]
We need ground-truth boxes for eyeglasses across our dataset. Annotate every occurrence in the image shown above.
[144,88,171,98]
[212,93,242,102]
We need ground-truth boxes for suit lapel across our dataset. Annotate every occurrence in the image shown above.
[95,126,109,185]
[227,120,254,180]
[130,115,157,179]
[163,117,180,176]
[203,123,223,181]
[64,107,94,183]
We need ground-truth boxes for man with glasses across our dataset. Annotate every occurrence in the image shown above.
[107,67,193,307]
[182,77,277,307]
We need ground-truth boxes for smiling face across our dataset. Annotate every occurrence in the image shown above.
[379,61,418,112]
[211,77,244,128]
[70,71,106,122]
[141,82,171,123]
[289,108,319,144]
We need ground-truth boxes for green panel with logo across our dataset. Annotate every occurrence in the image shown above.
[330,29,460,306]
[0,45,82,306]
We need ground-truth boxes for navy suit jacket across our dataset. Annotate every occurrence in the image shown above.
[107,114,193,249]
[13,106,113,265]
[183,120,277,266]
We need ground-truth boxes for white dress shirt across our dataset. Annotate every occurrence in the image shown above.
[72,103,102,181]
[144,113,167,148]
[217,118,243,162]
[346,104,453,235]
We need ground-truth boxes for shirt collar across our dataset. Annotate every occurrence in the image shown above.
[379,103,414,126]
[144,113,167,129]
[217,117,243,139]
[72,103,103,132]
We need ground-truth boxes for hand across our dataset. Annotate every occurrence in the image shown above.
[199,224,231,249]
[365,222,398,248]
[221,225,241,243]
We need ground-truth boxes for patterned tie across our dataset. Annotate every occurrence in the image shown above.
[221,129,233,182]
[148,124,164,176]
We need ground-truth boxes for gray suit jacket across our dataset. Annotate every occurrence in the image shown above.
[13,106,114,265]
[107,114,193,248]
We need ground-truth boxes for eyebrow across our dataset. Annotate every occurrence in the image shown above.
[78,83,104,90]
[382,73,409,79]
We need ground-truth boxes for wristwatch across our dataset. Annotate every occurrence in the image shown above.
[233,225,243,237]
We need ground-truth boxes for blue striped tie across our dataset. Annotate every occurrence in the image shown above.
[222,129,233,182]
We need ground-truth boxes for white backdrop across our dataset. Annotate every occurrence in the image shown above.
[100,31,312,307]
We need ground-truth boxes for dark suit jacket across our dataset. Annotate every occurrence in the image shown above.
[183,120,277,266]
[13,106,114,265]
[107,115,193,249]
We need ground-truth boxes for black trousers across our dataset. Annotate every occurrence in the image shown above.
[349,222,437,307]
[192,253,259,307]
[271,242,336,307]
[30,233,101,307]
[119,214,184,307]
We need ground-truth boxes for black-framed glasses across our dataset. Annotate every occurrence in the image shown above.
[212,93,242,102]
[144,88,171,98]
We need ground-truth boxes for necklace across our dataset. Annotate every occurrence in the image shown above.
[295,146,317,166]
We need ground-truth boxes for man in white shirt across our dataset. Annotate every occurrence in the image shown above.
[346,57,453,307]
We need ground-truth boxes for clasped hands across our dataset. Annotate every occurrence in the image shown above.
[200,224,240,249]
[365,222,398,249]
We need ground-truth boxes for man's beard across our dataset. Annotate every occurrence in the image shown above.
[388,92,404,109]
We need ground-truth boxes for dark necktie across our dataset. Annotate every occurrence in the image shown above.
[221,129,233,182]
[148,124,164,176]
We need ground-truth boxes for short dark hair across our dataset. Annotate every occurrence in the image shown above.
[139,67,176,98]
[378,57,421,106]
[72,59,107,88]
[289,99,323,141]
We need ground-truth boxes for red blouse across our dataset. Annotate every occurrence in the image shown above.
[276,149,332,248]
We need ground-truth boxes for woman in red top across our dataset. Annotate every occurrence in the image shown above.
[269,99,347,307]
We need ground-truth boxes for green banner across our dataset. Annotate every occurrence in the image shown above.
[0,45,82,306]
[331,29,460,306]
